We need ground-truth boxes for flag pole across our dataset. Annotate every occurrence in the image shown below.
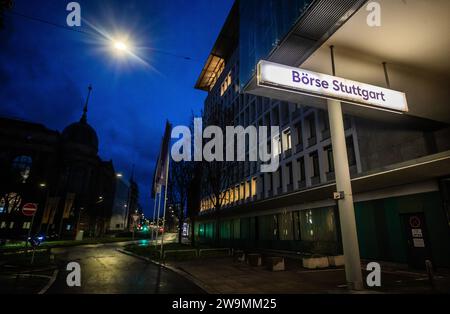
[154,187,162,248]
[150,162,158,245]
[160,150,170,260]
[151,192,158,244]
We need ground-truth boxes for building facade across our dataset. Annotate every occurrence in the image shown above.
[194,0,450,269]
[0,98,118,240]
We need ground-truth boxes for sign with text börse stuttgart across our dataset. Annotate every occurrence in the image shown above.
[257,60,408,112]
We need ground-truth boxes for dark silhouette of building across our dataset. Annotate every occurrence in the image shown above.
[0,86,116,240]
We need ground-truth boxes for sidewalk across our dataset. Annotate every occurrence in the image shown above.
[166,257,450,294]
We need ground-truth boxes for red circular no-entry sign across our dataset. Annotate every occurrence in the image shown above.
[22,203,37,216]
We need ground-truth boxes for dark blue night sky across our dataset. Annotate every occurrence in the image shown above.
[0,0,234,216]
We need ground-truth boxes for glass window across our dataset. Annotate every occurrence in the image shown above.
[278,211,294,240]
[286,162,293,185]
[258,214,279,241]
[245,181,251,199]
[295,123,303,146]
[346,136,357,166]
[325,146,334,172]
[239,0,314,89]
[292,211,301,240]
[298,157,305,181]
[251,177,257,197]
[321,110,330,131]
[283,129,292,151]
[299,208,337,242]
[307,114,316,139]
[310,152,320,177]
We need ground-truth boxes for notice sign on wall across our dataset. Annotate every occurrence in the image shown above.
[257,60,408,113]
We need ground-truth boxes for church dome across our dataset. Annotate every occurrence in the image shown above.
[62,85,98,153]
[62,120,99,152]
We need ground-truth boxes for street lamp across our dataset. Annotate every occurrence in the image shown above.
[110,37,133,58]
[116,173,123,178]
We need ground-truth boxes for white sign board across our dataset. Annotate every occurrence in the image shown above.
[413,238,425,248]
[411,228,423,238]
[257,60,408,113]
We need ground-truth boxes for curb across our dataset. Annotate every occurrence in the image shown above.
[117,248,217,294]
[38,268,59,294]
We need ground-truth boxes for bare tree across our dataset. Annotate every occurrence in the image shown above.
[168,157,195,244]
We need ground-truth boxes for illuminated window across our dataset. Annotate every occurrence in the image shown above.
[251,177,257,197]
[283,129,292,151]
[220,72,232,96]
[245,181,250,199]
[0,221,6,229]
[22,222,31,229]
[240,183,245,201]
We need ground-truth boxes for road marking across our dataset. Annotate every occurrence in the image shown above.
[38,269,59,294]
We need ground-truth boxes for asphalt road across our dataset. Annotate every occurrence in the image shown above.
[46,241,205,294]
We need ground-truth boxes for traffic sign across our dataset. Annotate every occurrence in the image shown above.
[22,203,37,216]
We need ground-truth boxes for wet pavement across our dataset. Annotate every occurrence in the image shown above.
[46,241,205,294]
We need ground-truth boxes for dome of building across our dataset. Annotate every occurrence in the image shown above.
[62,120,99,152]
[62,85,98,153]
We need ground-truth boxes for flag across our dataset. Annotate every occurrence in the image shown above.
[62,193,76,219]
[152,120,172,198]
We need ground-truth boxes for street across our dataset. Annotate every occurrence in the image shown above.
[46,241,205,294]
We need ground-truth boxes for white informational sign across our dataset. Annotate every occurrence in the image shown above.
[412,228,423,238]
[413,238,425,248]
[257,60,408,113]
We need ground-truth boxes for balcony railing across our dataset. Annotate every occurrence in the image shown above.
[308,136,317,147]
[321,129,330,140]
[349,165,357,176]
[284,149,292,159]
[326,171,335,182]
[310,176,321,186]
[297,180,306,190]
[286,183,293,193]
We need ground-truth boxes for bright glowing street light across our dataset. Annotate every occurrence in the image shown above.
[110,37,133,57]
[116,173,123,178]
[113,41,127,52]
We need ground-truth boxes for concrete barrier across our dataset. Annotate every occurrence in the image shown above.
[233,250,245,263]
[328,255,345,267]
[247,253,262,267]
[302,256,329,269]
[265,257,285,271]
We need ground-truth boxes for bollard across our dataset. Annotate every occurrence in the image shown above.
[425,259,435,290]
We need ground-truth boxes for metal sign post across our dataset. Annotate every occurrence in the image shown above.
[22,203,38,253]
